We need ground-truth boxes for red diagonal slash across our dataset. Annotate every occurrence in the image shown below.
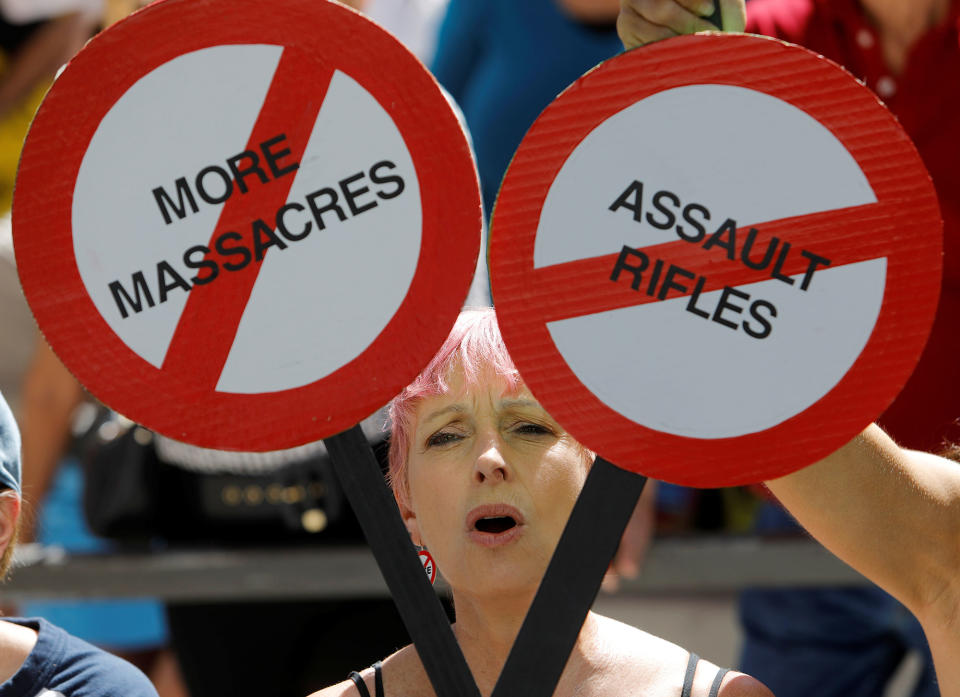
[527,200,906,325]
[161,49,332,389]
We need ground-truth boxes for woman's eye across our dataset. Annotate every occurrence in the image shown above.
[514,422,553,437]
[426,431,462,448]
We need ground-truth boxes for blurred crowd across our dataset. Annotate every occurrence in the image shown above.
[0,0,958,696]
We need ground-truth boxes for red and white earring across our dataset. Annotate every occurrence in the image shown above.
[417,546,437,585]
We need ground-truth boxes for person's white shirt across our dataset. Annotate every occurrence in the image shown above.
[0,0,103,24]
[363,0,449,65]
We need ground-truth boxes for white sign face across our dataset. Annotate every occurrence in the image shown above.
[534,85,884,438]
[73,45,422,393]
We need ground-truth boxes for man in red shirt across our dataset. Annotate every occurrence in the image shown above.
[617,1,959,694]
[746,0,960,455]
[739,5,957,694]
[618,0,960,452]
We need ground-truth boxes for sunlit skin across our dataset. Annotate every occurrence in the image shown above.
[399,366,591,636]
[311,325,768,695]
[361,362,763,696]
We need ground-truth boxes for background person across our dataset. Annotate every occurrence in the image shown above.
[0,0,102,214]
[431,0,625,221]
[15,341,184,696]
[0,389,160,697]
[617,2,958,694]
[0,1,185,693]
[341,0,449,67]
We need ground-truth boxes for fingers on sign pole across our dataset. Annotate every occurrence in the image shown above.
[490,33,942,487]
[13,0,480,451]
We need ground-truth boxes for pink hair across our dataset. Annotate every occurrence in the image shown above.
[388,307,521,505]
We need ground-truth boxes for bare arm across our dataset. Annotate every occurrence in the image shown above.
[17,336,85,538]
[766,425,960,694]
[604,479,657,591]
[306,679,361,697]
[0,11,98,120]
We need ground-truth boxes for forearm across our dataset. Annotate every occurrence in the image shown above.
[17,338,85,536]
[765,425,960,617]
[0,11,96,119]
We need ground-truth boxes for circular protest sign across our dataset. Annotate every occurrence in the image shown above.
[489,33,942,486]
[14,0,480,451]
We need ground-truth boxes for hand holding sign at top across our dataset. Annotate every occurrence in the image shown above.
[617,0,745,47]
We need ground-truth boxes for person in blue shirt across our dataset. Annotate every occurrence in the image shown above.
[431,0,625,220]
[0,389,159,697]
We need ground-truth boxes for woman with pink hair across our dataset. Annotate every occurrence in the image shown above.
[311,306,960,697]
[314,308,772,697]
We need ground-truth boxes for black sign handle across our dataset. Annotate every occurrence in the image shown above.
[325,425,480,697]
[490,457,648,697]
[328,425,646,697]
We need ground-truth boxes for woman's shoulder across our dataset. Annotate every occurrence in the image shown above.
[593,614,687,668]
[715,674,775,697]
[306,679,356,697]
[310,619,774,697]
[306,643,429,697]
[591,615,774,697]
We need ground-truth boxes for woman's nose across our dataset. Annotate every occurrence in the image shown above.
[474,443,509,483]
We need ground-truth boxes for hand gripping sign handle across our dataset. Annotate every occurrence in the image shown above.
[491,458,648,697]
[325,426,481,697]
[706,1,723,29]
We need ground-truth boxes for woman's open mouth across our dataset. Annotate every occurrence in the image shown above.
[475,516,517,534]
[467,504,524,547]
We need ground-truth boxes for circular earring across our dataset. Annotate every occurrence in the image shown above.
[417,547,437,585]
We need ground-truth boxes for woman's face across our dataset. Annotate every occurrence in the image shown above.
[400,366,591,598]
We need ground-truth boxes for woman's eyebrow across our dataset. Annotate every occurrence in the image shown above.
[421,403,466,425]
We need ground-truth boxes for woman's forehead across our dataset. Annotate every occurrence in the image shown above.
[445,358,524,395]
[415,372,537,423]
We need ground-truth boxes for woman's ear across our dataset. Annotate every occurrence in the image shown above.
[395,488,422,547]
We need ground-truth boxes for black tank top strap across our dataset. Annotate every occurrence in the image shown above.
[708,667,730,697]
[348,671,372,697]
[681,652,699,697]
[348,662,385,697]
